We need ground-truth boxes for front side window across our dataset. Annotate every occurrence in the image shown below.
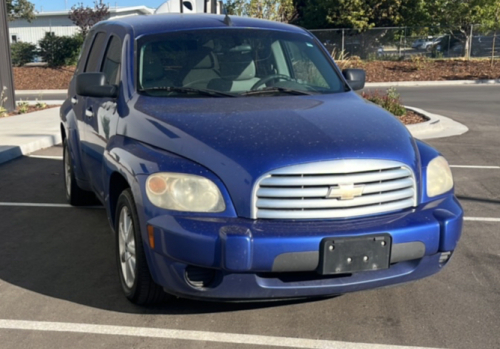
[137,29,345,97]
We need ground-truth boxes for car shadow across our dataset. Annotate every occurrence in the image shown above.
[0,156,333,315]
[456,195,500,205]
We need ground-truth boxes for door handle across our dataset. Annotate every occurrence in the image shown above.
[71,96,78,105]
[85,108,94,118]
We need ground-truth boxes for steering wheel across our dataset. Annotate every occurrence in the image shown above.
[251,74,294,90]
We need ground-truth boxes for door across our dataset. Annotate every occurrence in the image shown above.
[70,31,107,186]
[82,34,123,200]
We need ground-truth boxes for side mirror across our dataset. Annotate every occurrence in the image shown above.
[76,72,118,98]
[342,69,366,91]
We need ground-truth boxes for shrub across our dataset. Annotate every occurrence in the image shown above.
[17,100,29,114]
[362,87,407,117]
[38,33,84,67]
[410,54,430,70]
[11,42,38,67]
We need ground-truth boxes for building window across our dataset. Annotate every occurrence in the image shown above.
[11,35,18,43]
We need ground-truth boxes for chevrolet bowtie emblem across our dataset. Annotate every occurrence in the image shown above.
[326,183,365,200]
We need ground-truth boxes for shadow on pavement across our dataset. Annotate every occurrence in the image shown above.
[0,156,331,315]
[456,195,500,205]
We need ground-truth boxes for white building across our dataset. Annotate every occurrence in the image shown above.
[155,0,222,15]
[8,6,154,45]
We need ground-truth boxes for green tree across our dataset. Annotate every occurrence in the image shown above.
[68,0,110,37]
[480,0,500,64]
[427,0,500,58]
[294,0,433,30]
[6,0,35,22]
[226,0,296,23]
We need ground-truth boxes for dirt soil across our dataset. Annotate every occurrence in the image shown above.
[400,110,426,125]
[14,66,76,90]
[346,59,500,82]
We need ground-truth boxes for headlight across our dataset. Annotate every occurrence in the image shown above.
[426,156,454,197]
[146,173,225,212]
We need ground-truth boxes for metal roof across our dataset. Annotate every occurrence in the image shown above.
[34,6,154,17]
[97,13,308,38]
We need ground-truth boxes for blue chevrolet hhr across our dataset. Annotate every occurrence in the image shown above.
[60,13,463,305]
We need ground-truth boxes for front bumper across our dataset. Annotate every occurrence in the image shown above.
[145,195,463,300]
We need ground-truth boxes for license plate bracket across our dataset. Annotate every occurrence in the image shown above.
[318,234,392,275]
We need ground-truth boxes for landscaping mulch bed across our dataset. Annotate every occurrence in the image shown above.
[13,66,76,90]
[400,110,427,125]
[344,59,500,82]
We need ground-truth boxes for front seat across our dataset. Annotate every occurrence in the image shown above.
[182,48,220,89]
[207,51,260,93]
[141,52,175,89]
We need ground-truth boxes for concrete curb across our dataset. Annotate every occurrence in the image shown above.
[16,89,67,95]
[22,100,65,106]
[0,108,62,165]
[405,106,469,140]
[366,79,500,88]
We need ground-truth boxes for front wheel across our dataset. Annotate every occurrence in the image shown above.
[115,189,170,305]
[63,139,96,206]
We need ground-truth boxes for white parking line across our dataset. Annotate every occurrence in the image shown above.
[0,202,103,209]
[450,165,500,169]
[464,217,500,222]
[28,155,63,160]
[0,319,441,349]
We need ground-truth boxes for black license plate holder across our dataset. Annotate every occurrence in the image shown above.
[318,234,392,275]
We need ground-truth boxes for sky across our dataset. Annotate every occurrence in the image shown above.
[30,0,167,12]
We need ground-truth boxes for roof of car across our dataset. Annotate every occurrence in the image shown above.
[96,13,309,38]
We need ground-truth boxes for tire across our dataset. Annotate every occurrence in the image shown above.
[63,139,97,206]
[115,189,170,305]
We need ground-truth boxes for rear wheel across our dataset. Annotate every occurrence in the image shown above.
[63,139,96,206]
[116,189,170,305]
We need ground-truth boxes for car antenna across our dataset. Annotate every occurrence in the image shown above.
[223,13,233,26]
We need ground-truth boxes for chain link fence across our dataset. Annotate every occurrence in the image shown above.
[310,26,500,60]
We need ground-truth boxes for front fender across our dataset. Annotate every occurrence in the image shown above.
[102,135,237,285]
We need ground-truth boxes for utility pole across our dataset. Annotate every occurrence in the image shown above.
[0,0,15,112]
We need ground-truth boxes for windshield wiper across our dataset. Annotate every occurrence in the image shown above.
[240,87,314,96]
[139,86,236,97]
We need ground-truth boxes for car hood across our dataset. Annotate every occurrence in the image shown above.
[121,92,420,217]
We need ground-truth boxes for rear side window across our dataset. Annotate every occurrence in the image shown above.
[75,34,95,74]
[101,36,122,85]
[85,32,107,72]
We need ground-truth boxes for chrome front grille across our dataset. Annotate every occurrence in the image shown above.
[252,159,417,220]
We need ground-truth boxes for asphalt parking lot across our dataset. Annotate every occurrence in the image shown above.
[1,85,499,348]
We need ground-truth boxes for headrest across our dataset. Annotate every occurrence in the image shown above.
[218,51,256,81]
[142,53,165,82]
[189,49,215,70]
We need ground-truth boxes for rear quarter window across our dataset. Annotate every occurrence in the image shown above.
[85,32,107,72]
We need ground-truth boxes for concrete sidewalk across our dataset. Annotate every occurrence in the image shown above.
[0,107,62,164]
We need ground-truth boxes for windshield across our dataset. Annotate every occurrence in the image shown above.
[137,29,345,97]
